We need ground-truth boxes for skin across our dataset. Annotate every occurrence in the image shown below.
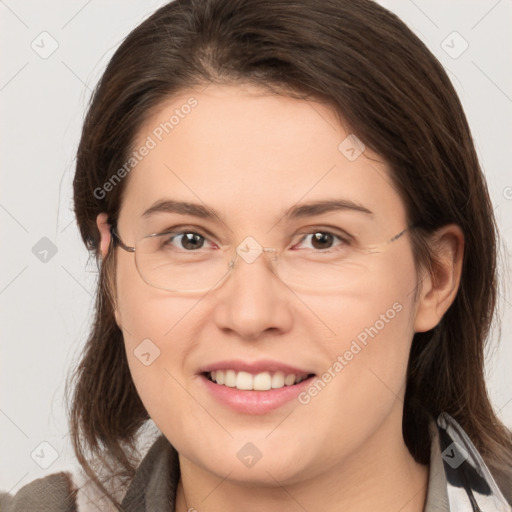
[96,83,463,512]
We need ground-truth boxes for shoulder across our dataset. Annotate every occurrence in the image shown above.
[0,435,178,512]
[0,471,77,512]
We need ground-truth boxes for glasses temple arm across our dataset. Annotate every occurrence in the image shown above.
[110,225,136,253]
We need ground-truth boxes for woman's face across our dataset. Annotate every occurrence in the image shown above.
[112,83,424,485]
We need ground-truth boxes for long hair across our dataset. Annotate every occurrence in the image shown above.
[68,0,512,508]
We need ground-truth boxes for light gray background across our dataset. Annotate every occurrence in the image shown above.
[1,0,511,495]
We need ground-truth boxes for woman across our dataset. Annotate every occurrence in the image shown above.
[2,0,511,510]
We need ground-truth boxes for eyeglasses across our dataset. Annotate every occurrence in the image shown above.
[110,224,410,294]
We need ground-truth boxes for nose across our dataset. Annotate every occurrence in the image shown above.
[211,248,294,341]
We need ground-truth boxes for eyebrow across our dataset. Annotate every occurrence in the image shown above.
[141,198,373,222]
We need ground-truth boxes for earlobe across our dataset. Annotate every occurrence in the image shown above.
[96,213,112,260]
[413,225,464,333]
[114,308,122,328]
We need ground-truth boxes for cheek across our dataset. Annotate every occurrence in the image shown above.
[295,252,418,440]
[114,254,206,430]
[114,250,204,339]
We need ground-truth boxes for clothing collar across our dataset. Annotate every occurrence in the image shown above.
[430,412,511,511]
[120,412,511,511]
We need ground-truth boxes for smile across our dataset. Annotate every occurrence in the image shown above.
[205,369,313,391]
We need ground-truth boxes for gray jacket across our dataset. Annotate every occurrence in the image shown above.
[1,412,511,511]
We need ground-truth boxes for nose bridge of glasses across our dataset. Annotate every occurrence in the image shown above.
[228,236,279,271]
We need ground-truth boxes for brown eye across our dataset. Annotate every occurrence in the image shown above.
[295,231,348,251]
[163,232,206,250]
[310,232,335,250]
[179,233,205,250]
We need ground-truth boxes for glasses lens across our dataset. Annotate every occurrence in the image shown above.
[135,233,232,292]
[133,229,407,293]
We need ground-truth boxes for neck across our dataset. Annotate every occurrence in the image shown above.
[175,413,429,512]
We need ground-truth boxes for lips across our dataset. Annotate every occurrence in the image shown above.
[197,360,316,409]
[199,371,317,414]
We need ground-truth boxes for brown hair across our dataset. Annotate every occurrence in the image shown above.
[68,0,512,508]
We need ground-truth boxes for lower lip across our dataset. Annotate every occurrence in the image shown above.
[199,374,315,414]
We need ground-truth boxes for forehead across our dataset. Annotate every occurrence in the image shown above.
[120,83,405,227]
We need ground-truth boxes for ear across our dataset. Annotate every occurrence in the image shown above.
[96,213,122,327]
[413,224,464,332]
[96,213,112,260]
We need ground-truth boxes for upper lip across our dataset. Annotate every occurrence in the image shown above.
[199,359,315,376]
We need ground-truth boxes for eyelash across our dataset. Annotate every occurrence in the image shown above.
[156,225,353,252]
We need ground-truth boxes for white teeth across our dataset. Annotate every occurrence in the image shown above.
[235,371,254,390]
[284,374,296,386]
[224,369,236,387]
[253,372,272,390]
[207,369,310,390]
[271,371,285,388]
